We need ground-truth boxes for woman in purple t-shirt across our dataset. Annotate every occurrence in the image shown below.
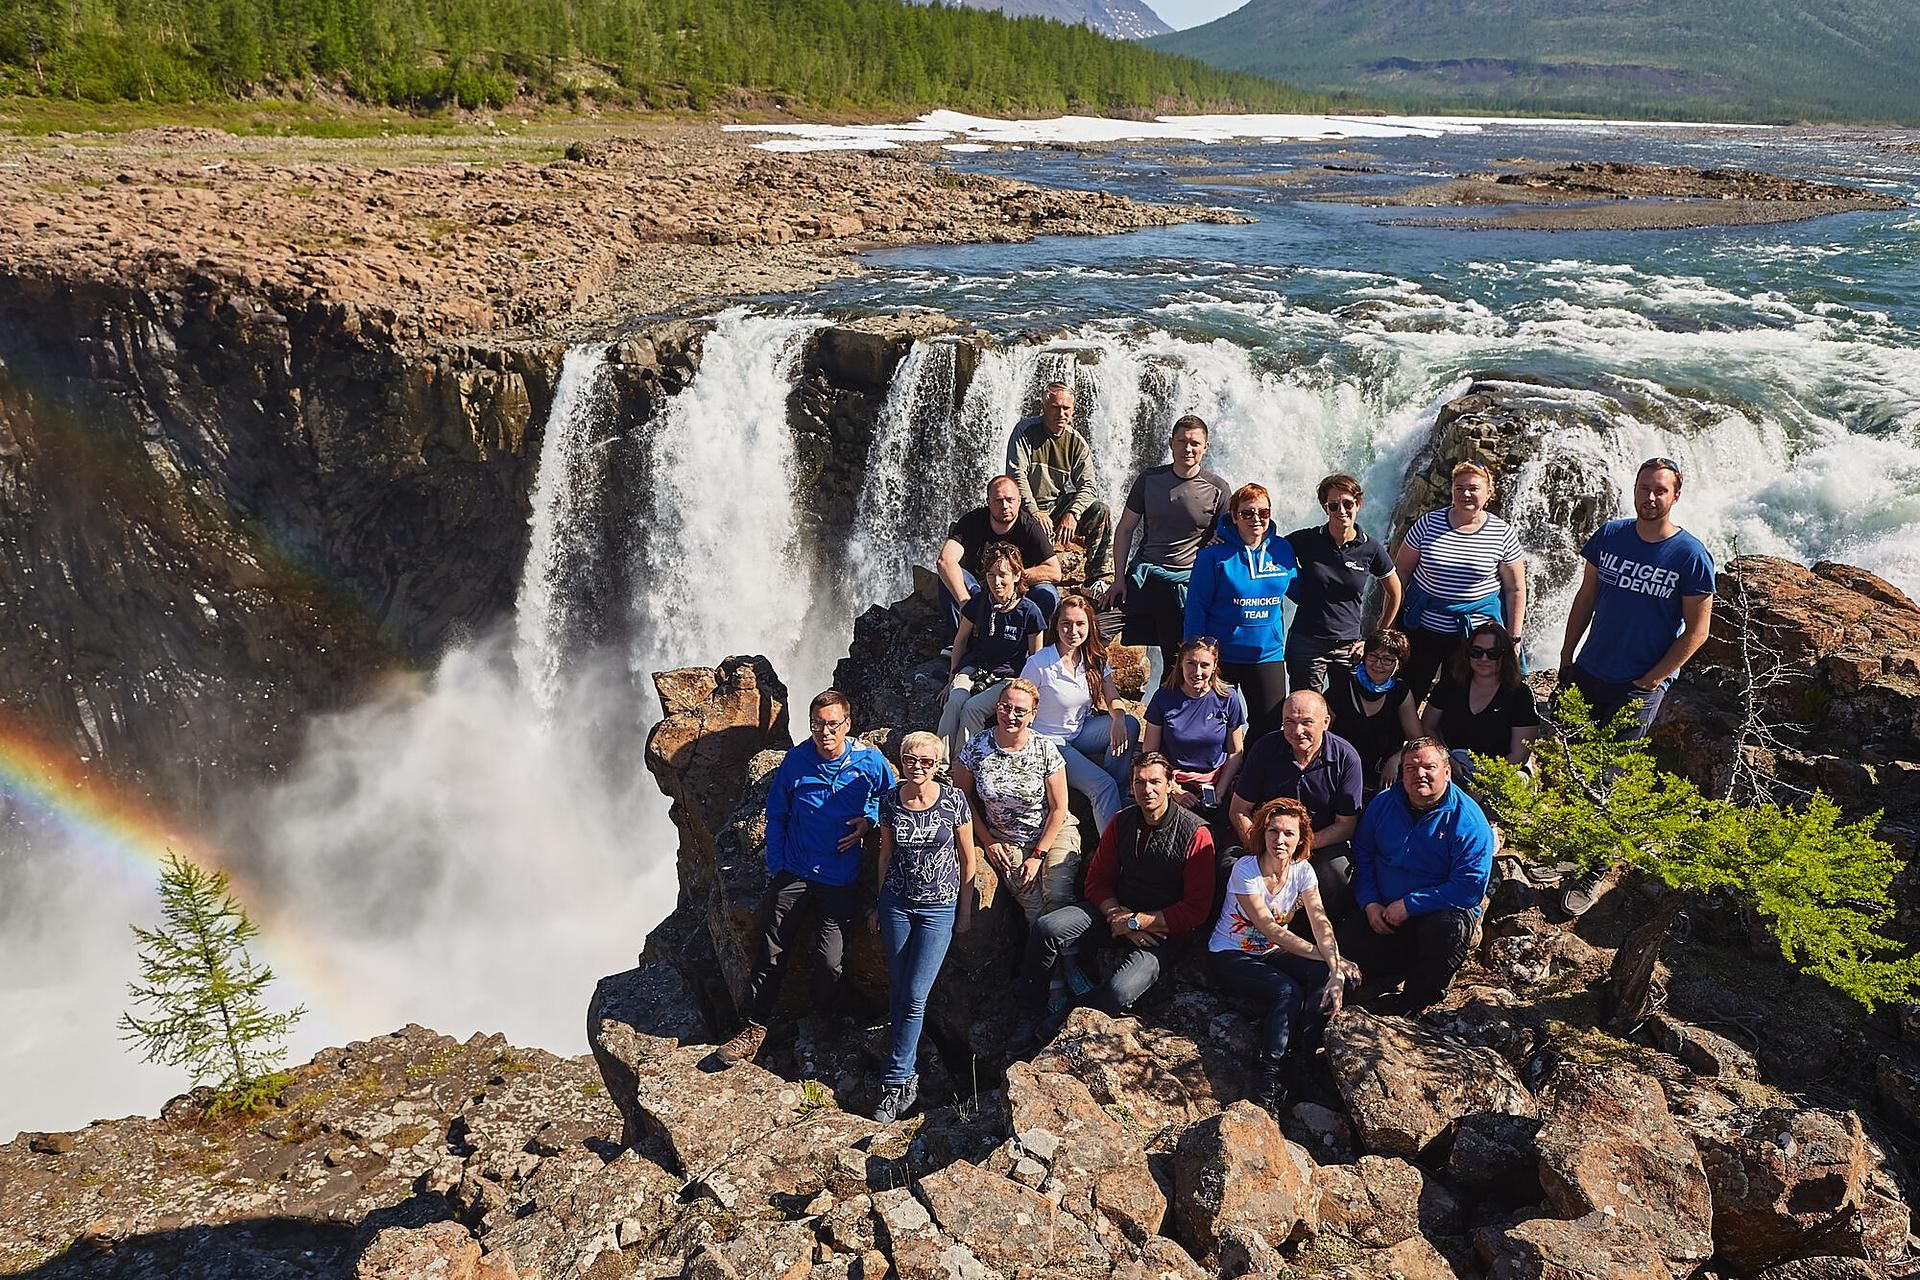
[1142,637,1248,815]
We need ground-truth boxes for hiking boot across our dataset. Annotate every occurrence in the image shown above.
[1558,864,1615,917]
[1252,1065,1287,1118]
[715,1020,767,1067]
[874,1073,918,1123]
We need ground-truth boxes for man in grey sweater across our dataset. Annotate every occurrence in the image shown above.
[1008,381,1114,589]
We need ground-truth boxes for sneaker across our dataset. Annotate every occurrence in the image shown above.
[715,1020,767,1067]
[1558,864,1614,917]
[1064,964,1096,998]
[873,1073,917,1123]
[939,644,953,659]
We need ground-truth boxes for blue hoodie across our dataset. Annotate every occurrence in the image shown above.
[1351,782,1495,917]
[1183,525,1299,665]
[764,738,895,886]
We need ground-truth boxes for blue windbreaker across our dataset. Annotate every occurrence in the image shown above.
[1351,781,1495,917]
[764,739,894,886]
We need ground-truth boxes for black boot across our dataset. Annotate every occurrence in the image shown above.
[1252,1062,1287,1118]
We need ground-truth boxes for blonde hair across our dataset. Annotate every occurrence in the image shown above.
[1000,677,1040,708]
[899,730,946,765]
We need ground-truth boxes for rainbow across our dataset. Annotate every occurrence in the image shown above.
[0,715,368,1028]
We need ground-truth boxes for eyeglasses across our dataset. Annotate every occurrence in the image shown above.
[1235,508,1271,521]
[998,705,1034,719]
[811,718,849,732]
[900,754,939,769]
[1324,499,1358,512]
[1468,646,1501,660]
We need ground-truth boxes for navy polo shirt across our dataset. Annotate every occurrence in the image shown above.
[1285,525,1395,660]
[1232,730,1365,833]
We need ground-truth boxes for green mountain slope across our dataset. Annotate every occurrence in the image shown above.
[0,0,1324,115]
[1153,0,1920,124]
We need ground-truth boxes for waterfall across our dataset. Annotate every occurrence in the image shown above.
[627,309,835,696]
[515,344,614,716]
[848,340,963,604]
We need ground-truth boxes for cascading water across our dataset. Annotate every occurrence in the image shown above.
[515,344,614,716]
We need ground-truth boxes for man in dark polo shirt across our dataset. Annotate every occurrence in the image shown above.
[936,474,1063,636]
[1285,472,1401,694]
[1228,690,1364,921]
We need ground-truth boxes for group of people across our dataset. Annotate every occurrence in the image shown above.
[716,384,1718,1125]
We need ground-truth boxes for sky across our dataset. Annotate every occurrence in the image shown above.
[1150,0,1246,29]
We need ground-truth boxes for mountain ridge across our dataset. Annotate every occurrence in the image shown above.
[1152,0,1920,124]
[922,0,1173,40]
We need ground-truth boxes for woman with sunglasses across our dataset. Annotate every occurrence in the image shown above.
[1284,473,1401,695]
[1421,621,1541,777]
[1143,637,1247,814]
[1327,628,1425,795]
[954,678,1079,929]
[869,731,976,1123]
[1021,592,1134,830]
[1184,483,1298,743]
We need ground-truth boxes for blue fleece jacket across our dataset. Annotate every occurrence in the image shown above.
[764,739,894,886]
[1351,782,1495,917]
[1183,527,1299,665]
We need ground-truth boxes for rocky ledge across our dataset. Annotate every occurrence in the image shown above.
[0,123,1248,348]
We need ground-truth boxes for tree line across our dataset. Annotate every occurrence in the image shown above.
[0,0,1332,114]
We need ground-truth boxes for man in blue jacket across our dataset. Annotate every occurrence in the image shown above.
[717,689,895,1066]
[1336,736,1494,1012]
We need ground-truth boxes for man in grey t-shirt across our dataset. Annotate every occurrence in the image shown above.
[1099,415,1231,669]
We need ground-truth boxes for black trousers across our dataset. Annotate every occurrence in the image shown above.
[742,870,856,1023]
[1335,905,1475,1011]
[1405,626,1462,705]
[1220,658,1289,745]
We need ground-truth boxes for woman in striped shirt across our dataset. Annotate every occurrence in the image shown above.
[1392,461,1528,702]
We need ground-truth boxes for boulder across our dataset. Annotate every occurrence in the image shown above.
[1478,1211,1674,1280]
[1691,1106,1891,1272]
[1643,1012,1759,1079]
[1030,1005,1231,1141]
[915,1158,1110,1274]
[355,1221,520,1280]
[1172,1100,1316,1262]
[1309,1154,1462,1250]
[1751,1259,1882,1280]
[1533,1063,1714,1270]
[1003,1062,1167,1244]
[682,1219,816,1280]
[1323,1009,1538,1159]
[587,960,713,1146]
[1446,1113,1545,1204]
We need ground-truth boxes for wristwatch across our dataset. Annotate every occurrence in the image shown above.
[1126,912,1141,932]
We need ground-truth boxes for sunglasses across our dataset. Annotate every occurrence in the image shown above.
[1642,456,1681,474]
[1324,498,1358,512]
[998,704,1034,719]
[900,754,939,769]
[1235,508,1271,521]
[1468,646,1501,659]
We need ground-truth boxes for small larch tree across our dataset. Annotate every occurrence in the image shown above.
[1474,690,1920,1034]
[121,851,305,1114]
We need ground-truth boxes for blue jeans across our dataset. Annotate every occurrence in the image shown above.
[1208,947,1333,1069]
[942,571,1059,637]
[1027,899,1188,1013]
[1565,664,1665,741]
[877,892,957,1086]
[1050,713,1136,831]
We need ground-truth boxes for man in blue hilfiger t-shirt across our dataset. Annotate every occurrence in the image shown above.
[717,688,895,1068]
[1557,456,1716,741]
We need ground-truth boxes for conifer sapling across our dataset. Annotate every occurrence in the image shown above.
[120,851,305,1112]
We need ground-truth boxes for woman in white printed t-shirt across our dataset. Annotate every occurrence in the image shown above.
[1206,796,1356,1114]
[1392,460,1528,704]
[1018,592,1137,831]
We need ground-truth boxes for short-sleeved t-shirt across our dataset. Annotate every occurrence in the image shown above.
[1428,677,1541,759]
[947,506,1056,580]
[958,730,1065,848]
[1124,465,1232,571]
[1404,508,1524,632]
[1209,854,1318,954]
[1285,525,1396,659]
[1145,684,1247,774]
[1022,645,1110,740]
[879,783,970,905]
[960,594,1047,676]
[1326,673,1414,786]
[1575,519,1717,684]
[1233,731,1365,832]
